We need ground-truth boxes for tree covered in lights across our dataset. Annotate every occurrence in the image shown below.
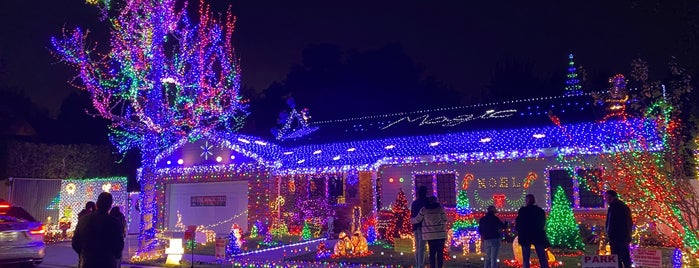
[546,186,584,250]
[564,53,583,96]
[558,58,699,258]
[301,221,312,240]
[452,189,479,253]
[51,0,248,254]
[226,230,242,257]
[366,225,377,244]
[391,189,412,238]
[456,190,472,215]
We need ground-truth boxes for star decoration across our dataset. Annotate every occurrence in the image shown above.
[200,141,214,160]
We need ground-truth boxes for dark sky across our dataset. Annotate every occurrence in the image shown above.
[0,0,685,116]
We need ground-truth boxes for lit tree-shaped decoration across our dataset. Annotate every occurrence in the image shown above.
[226,230,242,257]
[456,190,472,215]
[546,186,584,250]
[366,225,377,245]
[564,53,583,96]
[453,187,479,254]
[52,0,249,254]
[391,189,412,238]
[301,221,312,241]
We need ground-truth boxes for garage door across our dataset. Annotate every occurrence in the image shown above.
[167,181,248,235]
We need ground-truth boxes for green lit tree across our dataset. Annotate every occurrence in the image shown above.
[456,190,472,215]
[546,186,585,250]
[564,53,583,96]
[301,221,312,240]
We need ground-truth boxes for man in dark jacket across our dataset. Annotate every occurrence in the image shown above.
[605,190,633,268]
[410,186,428,268]
[72,192,124,268]
[515,194,549,268]
[479,205,507,268]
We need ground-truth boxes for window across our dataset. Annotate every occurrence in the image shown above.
[328,176,344,204]
[549,170,575,204]
[309,177,325,199]
[413,173,456,207]
[436,174,456,207]
[414,175,434,198]
[548,169,604,209]
[576,169,604,208]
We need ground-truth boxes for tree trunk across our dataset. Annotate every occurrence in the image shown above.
[137,141,159,256]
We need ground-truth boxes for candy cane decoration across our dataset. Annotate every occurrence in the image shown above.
[523,172,538,189]
[462,173,475,190]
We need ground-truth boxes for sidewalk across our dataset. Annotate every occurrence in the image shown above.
[182,238,330,264]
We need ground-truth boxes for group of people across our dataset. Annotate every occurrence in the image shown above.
[410,186,633,268]
[72,192,127,268]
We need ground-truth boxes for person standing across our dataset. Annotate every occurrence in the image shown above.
[77,201,96,218]
[605,190,633,268]
[411,186,428,267]
[72,192,124,268]
[109,206,127,237]
[411,196,448,268]
[479,205,508,268]
[515,194,550,268]
[110,206,127,268]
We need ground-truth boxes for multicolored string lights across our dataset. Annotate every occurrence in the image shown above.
[52,0,249,255]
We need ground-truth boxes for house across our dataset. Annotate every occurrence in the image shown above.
[147,91,657,236]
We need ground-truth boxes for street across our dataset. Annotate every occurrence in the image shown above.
[37,242,78,268]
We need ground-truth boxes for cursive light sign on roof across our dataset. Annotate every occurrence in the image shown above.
[380,109,517,130]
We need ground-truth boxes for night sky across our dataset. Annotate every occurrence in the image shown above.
[0,0,689,116]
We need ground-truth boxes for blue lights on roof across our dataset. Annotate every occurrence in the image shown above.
[156,117,659,175]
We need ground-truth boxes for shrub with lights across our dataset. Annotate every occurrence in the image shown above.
[292,197,333,237]
[249,224,259,239]
[359,214,378,244]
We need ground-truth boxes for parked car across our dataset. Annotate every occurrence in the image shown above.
[0,201,45,267]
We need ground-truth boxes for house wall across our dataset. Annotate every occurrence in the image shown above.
[378,157,563,212]
[157,167,271,235]
[166,181,249,235]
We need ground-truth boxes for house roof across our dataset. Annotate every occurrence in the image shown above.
[276,93,603,146]
[155,94,657,174]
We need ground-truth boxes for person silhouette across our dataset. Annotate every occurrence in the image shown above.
[72,192,124,268]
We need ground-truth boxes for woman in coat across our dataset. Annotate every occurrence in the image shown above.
[411,196,448,268]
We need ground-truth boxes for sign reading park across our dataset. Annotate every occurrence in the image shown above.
[581,255,618,268]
